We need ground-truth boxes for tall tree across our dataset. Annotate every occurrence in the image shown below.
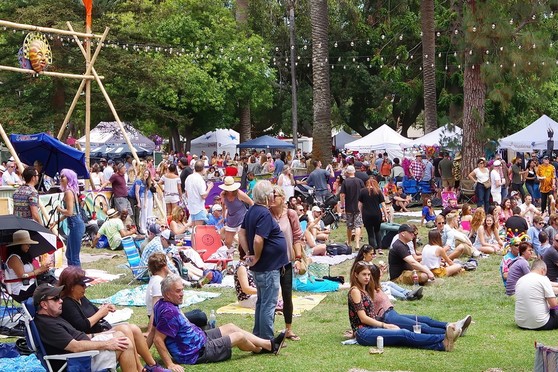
[309,0,330,164]
[236,0,252,143]
[421,0,437,133]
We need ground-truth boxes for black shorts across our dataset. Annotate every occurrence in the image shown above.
[195,328,232,364]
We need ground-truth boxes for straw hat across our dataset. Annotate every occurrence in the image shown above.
[107,208,120,218]
[454,152,462,160]
[218,176,241,192]
[8,230,39,246]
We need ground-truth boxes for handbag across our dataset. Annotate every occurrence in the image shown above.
[482,180,491,188]
[90,318,112,333]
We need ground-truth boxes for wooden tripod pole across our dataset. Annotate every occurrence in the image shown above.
[57,26,109,140]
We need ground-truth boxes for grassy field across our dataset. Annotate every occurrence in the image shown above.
[1,216,553,371]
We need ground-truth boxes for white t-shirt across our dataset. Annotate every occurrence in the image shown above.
[515,272,555,329]
[473,168,489,183]
[146,274,163,317]
[490,169,502,192]
[421,244,441,269]
[184,172,207,214]
[2,171,20,185]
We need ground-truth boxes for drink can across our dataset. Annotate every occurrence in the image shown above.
[376,336,384,351]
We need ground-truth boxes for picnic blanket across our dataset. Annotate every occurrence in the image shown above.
[216,294,326,316]
[310,253,356,265]
[90,284,220,308]
[206,274,235,288]
[0,354,44,371]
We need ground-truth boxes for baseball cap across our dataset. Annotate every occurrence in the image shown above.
[510,191,519,197]
[33,284,64,306]
[398,224,415,233]
[543,155,550,160]
[161,229,175,243]
[311,206,322,213]
[149,224,162,236]
[493,160,501,166]
[212,204,223,212]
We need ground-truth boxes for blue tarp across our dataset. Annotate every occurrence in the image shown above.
[10,133,90,179]
[236,135,295,149]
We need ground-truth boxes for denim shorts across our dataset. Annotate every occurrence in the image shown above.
[191,210,208,221]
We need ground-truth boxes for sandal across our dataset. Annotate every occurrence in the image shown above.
[285,332,301,341]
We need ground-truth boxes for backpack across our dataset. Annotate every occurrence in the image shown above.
[326,243,352,255]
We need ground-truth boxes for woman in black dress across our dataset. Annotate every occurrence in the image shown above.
[358,177,389,255]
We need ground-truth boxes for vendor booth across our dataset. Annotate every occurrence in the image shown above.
[344,124,411,159]
[190,129,239,156]
[498,115,558,151]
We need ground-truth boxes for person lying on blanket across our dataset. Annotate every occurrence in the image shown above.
[153,274,286,370]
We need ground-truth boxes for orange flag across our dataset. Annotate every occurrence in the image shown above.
[83,0,93,30]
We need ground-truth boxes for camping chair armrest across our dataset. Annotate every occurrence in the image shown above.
[43,350,99,360]
[195,249,207,256]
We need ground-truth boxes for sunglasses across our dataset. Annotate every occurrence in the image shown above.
[356,260,373,267]
[46,296,60,302]
[437,222,445,225]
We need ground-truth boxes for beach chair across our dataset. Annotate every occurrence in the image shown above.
[22,298,99,372]
[191,225,231,265]
[402,177,420,201]
[121,237,148,285]
[459,179,476,205]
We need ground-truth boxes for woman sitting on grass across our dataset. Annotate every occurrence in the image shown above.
[421,198,436,227]
[369,262,471,335]
[473,214,504,254]
[460,204,473,232]
[347,261,462,351]
[351,245,422,301]
[421,230,463,277]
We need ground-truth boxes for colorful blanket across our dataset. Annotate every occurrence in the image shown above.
[91,284,220,308]
[216,294,326,316]
[0,354,44,371]
[310,253,356,265]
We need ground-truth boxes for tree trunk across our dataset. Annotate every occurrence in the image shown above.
[421,0,437,134]
[239,103,252,143]
[287,1,299,151]
[236,0,251,143]
[310,0,331,164]
[461,63,486,180]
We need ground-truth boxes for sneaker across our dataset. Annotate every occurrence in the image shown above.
[143,364,171,372]
[443,324,461,352]
[472,250,481,258]
[455,315,472,336]
[406,287,424,300]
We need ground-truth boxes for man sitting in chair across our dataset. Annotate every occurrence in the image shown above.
[32,283,165,372]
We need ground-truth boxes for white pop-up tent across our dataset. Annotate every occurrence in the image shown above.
[190,129,240,156]
[405,124,462,148]
[344,124,411,159]
[498,115,558,151]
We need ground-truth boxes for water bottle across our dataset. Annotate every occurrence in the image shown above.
[376,336,384,351]
[209,310,216,329]
[412,270,419,287]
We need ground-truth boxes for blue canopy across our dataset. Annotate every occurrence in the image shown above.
[236,135,295,149]
[10,133,90,178]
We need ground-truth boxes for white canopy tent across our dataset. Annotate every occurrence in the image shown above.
[344,124,411,159]
[190,128,240,156]
[498,115,558,151]
[333,130,360,150]
[405,124,462,148]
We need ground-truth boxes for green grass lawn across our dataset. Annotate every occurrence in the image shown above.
[1,216,553,371]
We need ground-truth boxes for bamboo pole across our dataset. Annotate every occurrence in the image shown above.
[85,21,92,189]
[0,124,49,222]
[0,19,103,39]
[0,65,100,80]
[67,24,166,214]
[57,26,109,140]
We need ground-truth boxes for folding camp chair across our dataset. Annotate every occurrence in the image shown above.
[459,179,476,205]
[191,225,232,265]
[22,298,98,372]
[402,176,420,201]
[0,246,22,326]
[121,237,148,285]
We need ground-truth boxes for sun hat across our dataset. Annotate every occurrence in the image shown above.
[454,152,462,160]
[8,230,39,246]
[107,208,120,218]
[218,176,241,192]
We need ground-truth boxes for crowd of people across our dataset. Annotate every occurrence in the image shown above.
[8,145,558,370]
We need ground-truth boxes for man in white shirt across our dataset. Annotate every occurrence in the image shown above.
[490,160,504,205]
[184,160,213,226]
[445,213,476,259]
[515,259,558,330]
[2,162,21,186]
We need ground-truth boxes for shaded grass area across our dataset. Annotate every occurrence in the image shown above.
[1,217,552,371]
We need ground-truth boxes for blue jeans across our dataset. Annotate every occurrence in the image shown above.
[355,326,445,351]
[253,269,280,339]
[382,282,409,300]
[382,308,447,334]
[66,215,85,267]
[475,183,490,212]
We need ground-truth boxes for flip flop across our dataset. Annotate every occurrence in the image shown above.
[285,333,301,341]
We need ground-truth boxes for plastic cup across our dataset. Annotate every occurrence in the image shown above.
[413,324,421,334]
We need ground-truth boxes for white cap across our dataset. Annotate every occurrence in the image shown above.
[493,160,501,166]
[212,204,223,212]
[311,206,321,213]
